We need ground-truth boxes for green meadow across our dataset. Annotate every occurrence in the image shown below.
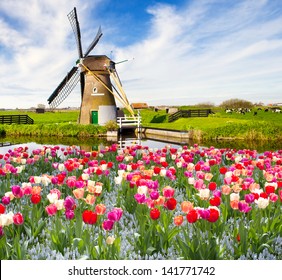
[0,107,282,141]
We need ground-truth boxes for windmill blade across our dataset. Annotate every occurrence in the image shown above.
[68,7,83,58]
[84,26,103,57]
[48,66,80,108]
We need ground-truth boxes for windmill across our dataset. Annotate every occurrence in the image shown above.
[47,7,134,125]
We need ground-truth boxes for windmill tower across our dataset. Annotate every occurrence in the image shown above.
[47,7,134,125]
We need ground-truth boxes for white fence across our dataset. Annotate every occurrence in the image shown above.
[117,115,142,132]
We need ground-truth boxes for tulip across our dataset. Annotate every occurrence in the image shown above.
[0,203,6,214]
[63,196,76,211]
[181,201,193,213]
[95,204,106,215]
[173,215,184,226]
[1,196,10,206]
[102,219,114,230]
[31,194,41,204]
[82,210,97,224]
[150,208,160,220]
[13,212,24,225]
[186,209,198,223]
[166,197,177,210]
[65,210,75,220]
[45,204,58,216]
[207,207,220,223]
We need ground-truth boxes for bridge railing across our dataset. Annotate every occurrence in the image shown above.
[117,115,142,132]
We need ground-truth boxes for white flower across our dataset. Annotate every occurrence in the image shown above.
[22,182,32,188]
[160,169,166,177]
[16,166,23,173]
[81,173,89,181]
[256,197,269,209]
[114,176,123,185]
[58,164,65,172]
[225,171,233,178]
[55,199,65,210]
[106,236,115,245]
[0,212,14,227]
[230,193,240,201]
[126,165,132,172]
[137,186,148,195]
[87,180,96,187]
[33,176,42,184]
[101,164,107,171]
[47,193,58,204]
[5,192,14,201]
[176,161,182,168]
[235,156,242,163]
[41,176,51,186]
[198,188,210,200]
[188,177,195,185]
[79,164,84,170]
[20,159,26,165]
[118,170,125,177]
[171,154,176,160]
[160,157,166,162]
[94,184,103,194]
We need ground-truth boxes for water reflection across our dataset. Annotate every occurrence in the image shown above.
[0,133,281,153]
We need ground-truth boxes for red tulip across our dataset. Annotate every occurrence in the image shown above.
[166,197,177,210]
[150,208,160,220]
[0,203,5,214]
[186,209,198,223]
[31,194,41,204]
[207,208,220,223]
[82,210,97,224]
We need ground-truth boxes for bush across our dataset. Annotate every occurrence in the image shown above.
[104,120,118,131]
[220,99,253,109]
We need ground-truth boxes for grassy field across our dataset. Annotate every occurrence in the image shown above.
[0,110,79,123]
[0,107,282,141]
[0,110,106,137]
[139,107,282,141]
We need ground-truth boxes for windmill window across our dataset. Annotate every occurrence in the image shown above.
[93,87,98,94]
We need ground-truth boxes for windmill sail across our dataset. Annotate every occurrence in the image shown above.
[84,26,103,57]
[48,66,80,108]
[67,7,83,58]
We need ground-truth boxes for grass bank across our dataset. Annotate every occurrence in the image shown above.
[139,108,282,141]
[1,108,282,141]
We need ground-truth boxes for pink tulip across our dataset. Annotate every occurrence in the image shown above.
[11,185,23,198]
[162,186,175,198]
[13,212,24,225]
[45,204,58,216]
[102,219,114,231]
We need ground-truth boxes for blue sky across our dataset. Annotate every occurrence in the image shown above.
[0,0,282,109]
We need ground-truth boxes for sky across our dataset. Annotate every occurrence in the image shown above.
[0,0,282,109]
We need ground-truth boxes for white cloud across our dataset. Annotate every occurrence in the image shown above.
[0,0,282,109]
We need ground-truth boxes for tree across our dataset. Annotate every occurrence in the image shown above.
[220,98,253,109]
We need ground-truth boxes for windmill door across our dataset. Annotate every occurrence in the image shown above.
[91,111,98,124]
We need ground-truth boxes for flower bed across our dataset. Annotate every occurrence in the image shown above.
[0,144,281,260]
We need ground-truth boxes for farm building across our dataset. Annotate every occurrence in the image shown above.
[131,103,149,109]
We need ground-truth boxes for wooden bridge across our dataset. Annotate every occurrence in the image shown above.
[117,115,142,133]
[168,109,213,122]
[0,115,34,125]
